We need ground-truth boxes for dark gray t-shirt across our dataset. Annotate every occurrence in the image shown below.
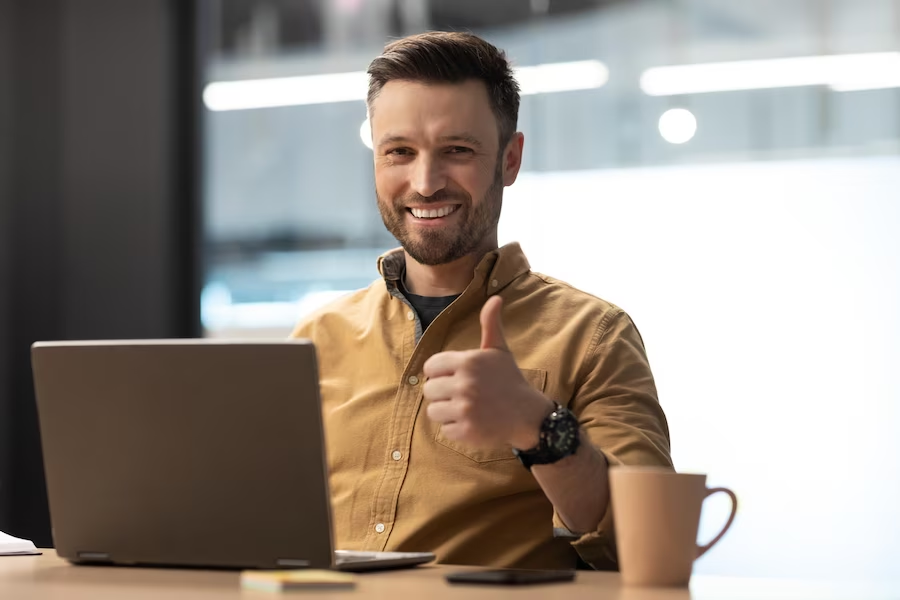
[399,279,459,331]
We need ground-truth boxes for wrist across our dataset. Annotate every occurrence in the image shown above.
[509,391,555,450]
[511,401,581,471]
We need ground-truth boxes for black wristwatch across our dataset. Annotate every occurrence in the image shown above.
[512,402,580,471]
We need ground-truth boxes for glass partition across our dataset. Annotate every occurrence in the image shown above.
[199,0,900,581]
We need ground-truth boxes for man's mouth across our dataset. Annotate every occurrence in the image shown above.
[408,205,460,219]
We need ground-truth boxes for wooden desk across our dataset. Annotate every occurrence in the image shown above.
[1,551,897,600]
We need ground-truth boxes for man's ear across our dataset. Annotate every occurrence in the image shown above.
[502,132,525,187]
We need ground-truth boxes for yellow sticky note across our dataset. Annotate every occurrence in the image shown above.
[241,569,356,592]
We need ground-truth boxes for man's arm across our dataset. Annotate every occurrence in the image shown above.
[424,295,671,548]
[529,428,609,534]
[424,296,609,532]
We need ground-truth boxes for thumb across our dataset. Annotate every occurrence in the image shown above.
[480,295,509,351]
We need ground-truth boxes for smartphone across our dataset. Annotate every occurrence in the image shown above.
[445,569,576,585]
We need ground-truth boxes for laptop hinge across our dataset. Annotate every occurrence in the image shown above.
[276,558,311,568]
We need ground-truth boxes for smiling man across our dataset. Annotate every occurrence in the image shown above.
[291,32,672,570]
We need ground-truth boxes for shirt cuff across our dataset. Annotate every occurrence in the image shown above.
[552,450,622,571]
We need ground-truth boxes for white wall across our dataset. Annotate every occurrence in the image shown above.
[501,156,900,582]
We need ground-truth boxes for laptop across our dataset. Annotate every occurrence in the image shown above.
[30,339,435,572]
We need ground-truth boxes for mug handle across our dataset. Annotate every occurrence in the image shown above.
[696,487,738,559]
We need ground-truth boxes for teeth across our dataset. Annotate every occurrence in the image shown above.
[411,205,457,219]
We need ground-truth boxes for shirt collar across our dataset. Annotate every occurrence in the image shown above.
[377,248,406,283]
[376,243,531,297]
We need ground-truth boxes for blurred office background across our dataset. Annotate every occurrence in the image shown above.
[2,0,899,583]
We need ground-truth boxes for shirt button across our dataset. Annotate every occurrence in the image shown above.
[375,523,385,533]
[407,375,419,385]
[391,450,402,461]
[491,279,499,288]
[406,311,415,321]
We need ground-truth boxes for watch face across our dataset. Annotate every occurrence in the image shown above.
[515,405,580,470]
[542,407,579,456]
[544,415,578,451]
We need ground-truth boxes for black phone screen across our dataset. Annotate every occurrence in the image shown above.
[445,569,576,585]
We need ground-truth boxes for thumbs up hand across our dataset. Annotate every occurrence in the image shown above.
[478,293,509,352]
[423,296,555,450]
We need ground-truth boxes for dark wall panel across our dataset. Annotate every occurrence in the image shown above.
[61,0,179,338]
[0,0,12,530]
[0,0,198,546]
[7,0,64,547]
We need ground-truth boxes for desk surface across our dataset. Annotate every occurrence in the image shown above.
[1,551,897,600]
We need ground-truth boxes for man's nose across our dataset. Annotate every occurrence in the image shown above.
[411,155,447,198]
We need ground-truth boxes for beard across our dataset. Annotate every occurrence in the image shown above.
[377,168,504,266]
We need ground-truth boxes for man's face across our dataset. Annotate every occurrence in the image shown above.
[369,79,522,266]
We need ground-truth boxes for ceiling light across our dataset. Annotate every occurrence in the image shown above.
[516,60,609,95]
[203,71,369,111]
[658,108,697,144]
[204,60,609,112]
[641,52,900,96]
[359,118,373,150]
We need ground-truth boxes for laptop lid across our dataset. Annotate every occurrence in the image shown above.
[31,339,337,570]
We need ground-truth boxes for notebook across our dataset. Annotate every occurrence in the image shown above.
[30,340,434,571]
[0,530,40,556]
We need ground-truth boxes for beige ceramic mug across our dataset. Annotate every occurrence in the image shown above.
[610,466,737,587]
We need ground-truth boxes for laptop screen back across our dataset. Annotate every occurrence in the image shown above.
[31,340,335,569]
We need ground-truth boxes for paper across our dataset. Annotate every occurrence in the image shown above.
[0,530,41,556]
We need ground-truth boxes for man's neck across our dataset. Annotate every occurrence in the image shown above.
[403,245,496,297]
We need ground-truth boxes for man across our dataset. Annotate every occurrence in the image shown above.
[291,31,672,570]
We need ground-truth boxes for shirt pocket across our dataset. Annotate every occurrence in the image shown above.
[433,368,548,463]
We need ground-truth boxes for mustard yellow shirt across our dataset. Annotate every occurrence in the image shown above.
[291,243,673,569]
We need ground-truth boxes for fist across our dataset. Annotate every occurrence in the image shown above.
[423,296,554,450]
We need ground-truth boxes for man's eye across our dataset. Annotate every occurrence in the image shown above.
[448,147,473,154]
[387,148,412,156]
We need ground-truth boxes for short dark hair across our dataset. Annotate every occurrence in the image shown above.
[366,31,520,146]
